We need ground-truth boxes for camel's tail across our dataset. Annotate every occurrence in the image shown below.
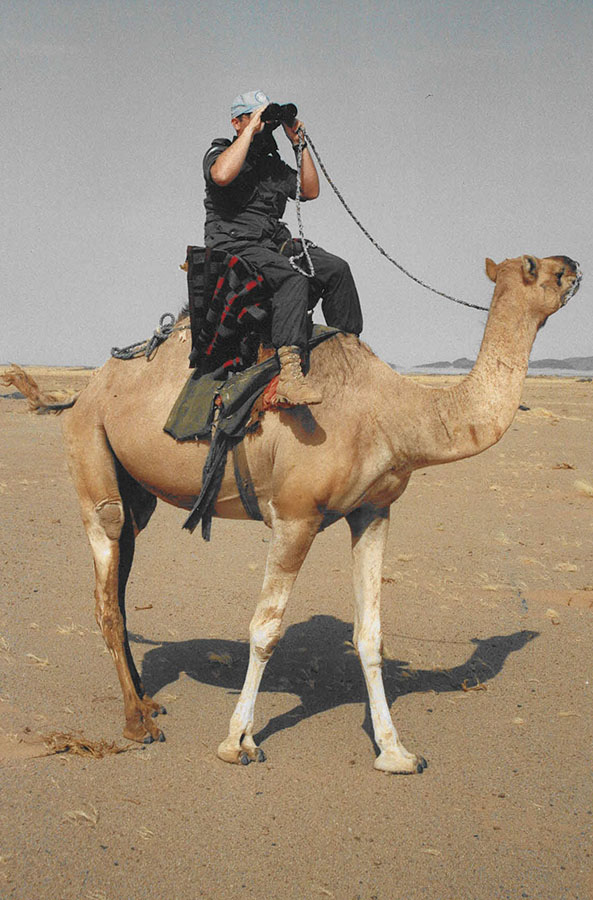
[1,364,80,414]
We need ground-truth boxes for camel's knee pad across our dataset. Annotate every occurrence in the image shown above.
[251,616,282,662]
[96,500,125,541]
[356,631,384,669]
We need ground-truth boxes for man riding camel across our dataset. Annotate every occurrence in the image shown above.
[202,90,363,406]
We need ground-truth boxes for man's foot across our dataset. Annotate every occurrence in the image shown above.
[276,346,322,406]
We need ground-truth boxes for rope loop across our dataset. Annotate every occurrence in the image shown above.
[144,312,177,358]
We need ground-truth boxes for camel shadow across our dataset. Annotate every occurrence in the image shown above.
[129,616,537,752]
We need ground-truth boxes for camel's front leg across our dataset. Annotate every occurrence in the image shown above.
[348,506,427,774]
[218,510,318,765]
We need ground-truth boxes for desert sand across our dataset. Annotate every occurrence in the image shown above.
[1,365,592,900]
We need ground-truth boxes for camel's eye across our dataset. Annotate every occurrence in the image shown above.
[556,270,564,286]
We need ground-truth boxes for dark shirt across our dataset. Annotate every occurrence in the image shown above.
[203,134,298,250]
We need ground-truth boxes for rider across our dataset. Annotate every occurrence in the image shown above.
[202,90,363,406]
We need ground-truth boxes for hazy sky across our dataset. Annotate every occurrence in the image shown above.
[2,0,592,368]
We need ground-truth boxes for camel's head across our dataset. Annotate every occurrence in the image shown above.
[485,254,582,323]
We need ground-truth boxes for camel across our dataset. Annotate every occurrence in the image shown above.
[5,253,581,774]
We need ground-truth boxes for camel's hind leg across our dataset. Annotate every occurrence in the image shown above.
[347,506,427,774]
[217,507,319,765]
[113,463,162,718]
[63,416,161,743]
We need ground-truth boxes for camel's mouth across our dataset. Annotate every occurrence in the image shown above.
[561,263,582,307]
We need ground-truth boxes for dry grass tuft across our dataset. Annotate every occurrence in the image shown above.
[26,653,49,667]
[207,651,233,667]
[461,679,488,692]
[63,804,99,826]
[574,479,593,498]
[42,731,140,758]
[528,407,557,419]
[56,620,86,635]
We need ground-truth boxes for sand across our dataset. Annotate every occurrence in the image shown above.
[0,366,592,900]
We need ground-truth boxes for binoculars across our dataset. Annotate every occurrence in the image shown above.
[261,103,297,126]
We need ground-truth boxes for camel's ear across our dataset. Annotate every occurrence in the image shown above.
[485,258,498,282]
[521,255,538,283]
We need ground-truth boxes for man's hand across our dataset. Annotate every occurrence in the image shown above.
[244,104,268,139]
[283,116,319,199]
[283,117,306,146]
[210,104,269,187]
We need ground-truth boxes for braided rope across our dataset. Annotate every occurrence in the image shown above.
[288,129,317,278]
[304,132,489,313]
[111,313,190,360]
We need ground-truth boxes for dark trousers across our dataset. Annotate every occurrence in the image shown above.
[236,242,363,349]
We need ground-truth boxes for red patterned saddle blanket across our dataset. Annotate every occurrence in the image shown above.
[185,246,273,375]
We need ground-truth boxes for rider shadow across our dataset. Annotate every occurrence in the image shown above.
[130,615,538,752]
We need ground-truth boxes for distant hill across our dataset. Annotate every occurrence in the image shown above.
[416,357,474,370]
[413,356,593,372]
[0,363,95,370]
[528,356,593,371]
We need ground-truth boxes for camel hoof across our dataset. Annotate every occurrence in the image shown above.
[124,713,164,745]
[374,750,426,775]
[151,706,167,717]
[218,738,261,765]
[139,726,165,745]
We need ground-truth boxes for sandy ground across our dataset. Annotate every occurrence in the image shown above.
[0,366,592,900]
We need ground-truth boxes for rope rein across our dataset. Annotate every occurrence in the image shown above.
[296,128,489,313]
[287,131,317,278]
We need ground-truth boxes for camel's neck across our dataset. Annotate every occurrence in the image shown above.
[404,285,539,467]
